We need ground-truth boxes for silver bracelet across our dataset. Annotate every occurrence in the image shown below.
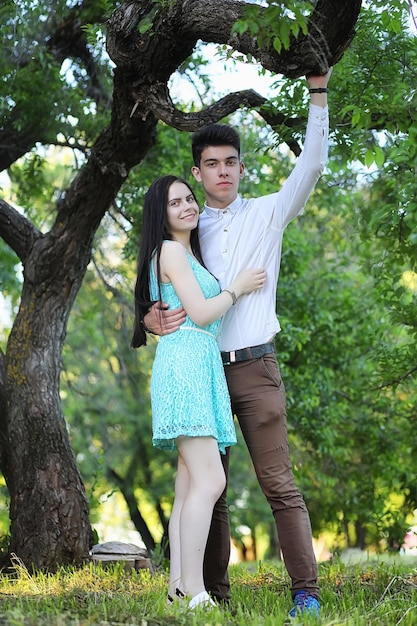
[223,289,238,305]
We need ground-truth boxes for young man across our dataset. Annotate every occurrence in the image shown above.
[144,69,331,617]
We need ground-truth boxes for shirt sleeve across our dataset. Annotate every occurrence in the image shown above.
[273,103,329,230]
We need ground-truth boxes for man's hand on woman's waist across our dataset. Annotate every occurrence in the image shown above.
[144,302,186,336]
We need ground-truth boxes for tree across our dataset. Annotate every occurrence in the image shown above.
[0,0,363,569]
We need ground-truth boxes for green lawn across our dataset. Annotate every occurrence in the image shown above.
[0,554,416,625]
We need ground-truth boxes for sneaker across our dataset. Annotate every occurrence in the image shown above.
[288,591,320,618]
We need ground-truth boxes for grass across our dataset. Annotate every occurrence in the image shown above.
[0,554,416,625]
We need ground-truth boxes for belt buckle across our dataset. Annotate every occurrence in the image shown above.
[229,350,236,363]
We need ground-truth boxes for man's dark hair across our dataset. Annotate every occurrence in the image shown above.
[191,124,241,167]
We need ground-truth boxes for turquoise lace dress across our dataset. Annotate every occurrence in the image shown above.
[149,251,237,454]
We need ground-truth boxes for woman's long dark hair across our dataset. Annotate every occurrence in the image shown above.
[131,175,204,348]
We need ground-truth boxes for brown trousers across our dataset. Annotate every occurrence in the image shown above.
[203,353,319,600]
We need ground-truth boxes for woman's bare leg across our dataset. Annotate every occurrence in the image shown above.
[168,456,188,599]
[176,436,226,600]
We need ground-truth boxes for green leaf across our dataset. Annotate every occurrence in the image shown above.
[374,145,385,168]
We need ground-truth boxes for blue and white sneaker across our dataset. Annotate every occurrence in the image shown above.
[289,591,320,618]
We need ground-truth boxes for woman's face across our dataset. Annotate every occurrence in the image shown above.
[166,181,199,237]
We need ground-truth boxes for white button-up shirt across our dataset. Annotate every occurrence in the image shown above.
[199,104,329,352]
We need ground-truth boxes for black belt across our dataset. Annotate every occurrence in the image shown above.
[221,342,274,365]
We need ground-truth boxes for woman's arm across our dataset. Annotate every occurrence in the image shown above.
[160,241,265,327]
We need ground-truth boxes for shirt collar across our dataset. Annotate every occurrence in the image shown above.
[204,194,243,218]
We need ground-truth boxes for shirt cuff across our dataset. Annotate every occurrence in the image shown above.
[309,102,329,118]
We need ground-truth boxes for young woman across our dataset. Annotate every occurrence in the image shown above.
[131,175,266,609]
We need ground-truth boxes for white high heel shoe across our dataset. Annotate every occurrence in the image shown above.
[167,587,185,605]
[188,590,216,609]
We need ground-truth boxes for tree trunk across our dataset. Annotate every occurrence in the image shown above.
[4,285,93,567]
[1,206,106,567]
[0,106,157,568]
[108,468,157,554]
[268,521,282,561]
[354,520,366,550]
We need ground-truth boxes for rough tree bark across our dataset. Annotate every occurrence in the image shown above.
[0,0,361,569]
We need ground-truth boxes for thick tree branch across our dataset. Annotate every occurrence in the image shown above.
[46,0,110,107]
[0,199,41,263]
[107,0,361,79]
[0,118,47,174]
[139,83,304,154]
[105,0,361,160]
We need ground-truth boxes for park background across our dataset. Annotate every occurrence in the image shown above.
[0,0,417,578]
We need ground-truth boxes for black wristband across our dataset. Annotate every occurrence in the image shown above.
[309,87,329,94]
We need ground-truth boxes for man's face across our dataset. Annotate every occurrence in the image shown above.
[191,145,244,209]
